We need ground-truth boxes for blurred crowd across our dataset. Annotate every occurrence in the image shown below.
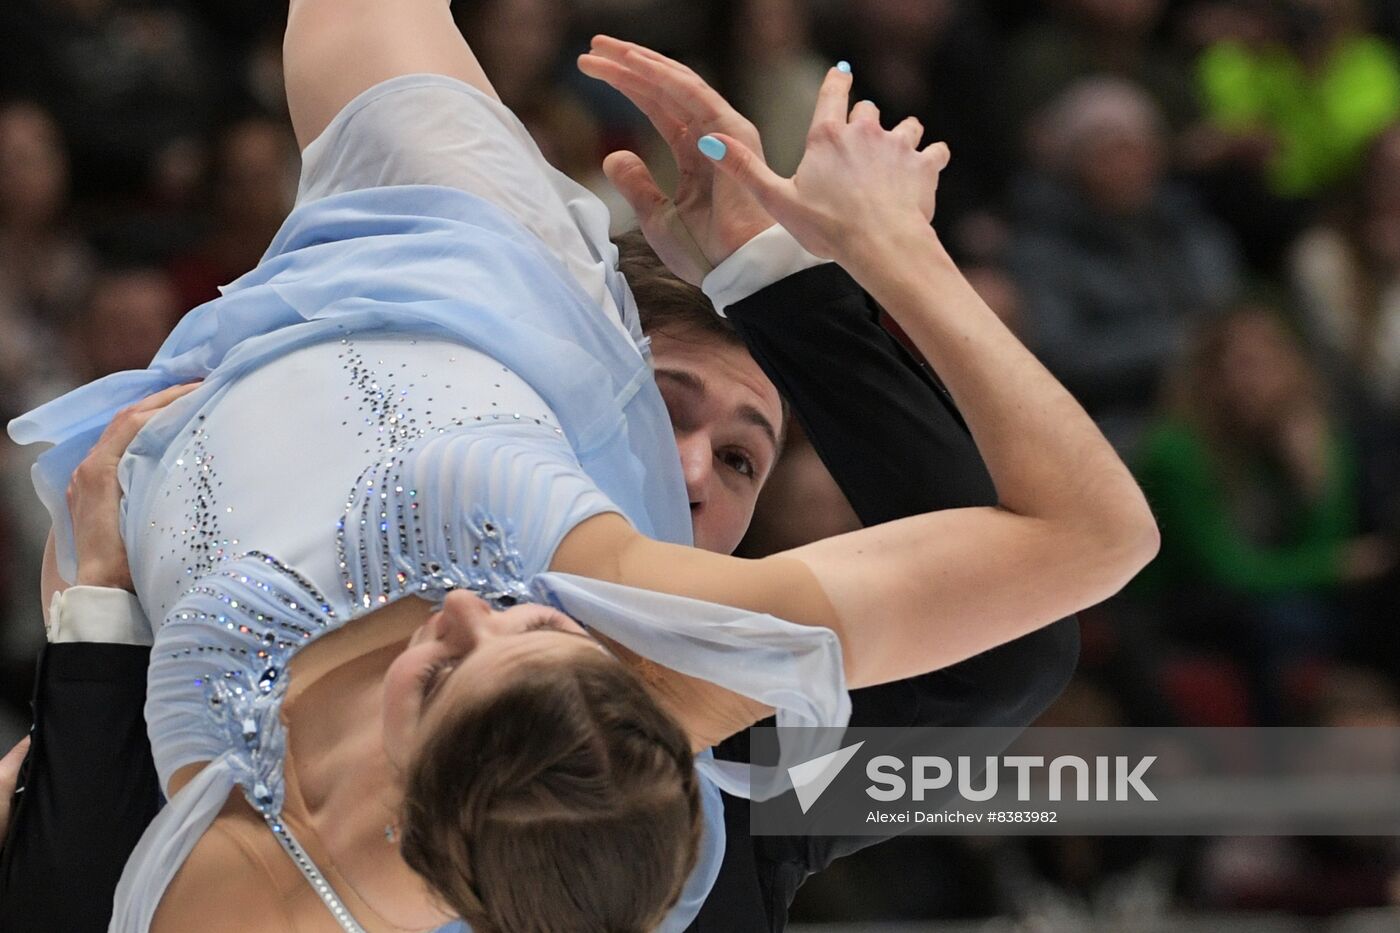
[2,0,1399,926]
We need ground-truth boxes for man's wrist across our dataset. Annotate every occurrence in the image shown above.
[702,224,829,316]
[47,586,152,647]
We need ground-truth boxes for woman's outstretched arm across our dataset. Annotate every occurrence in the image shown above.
[283,0,498,150]
[553,65,1158,695]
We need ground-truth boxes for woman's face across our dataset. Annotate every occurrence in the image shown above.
[1215,315,1304,427]
[1076,129,1163,215]
[380,590,605,774]
[0,105,68,228]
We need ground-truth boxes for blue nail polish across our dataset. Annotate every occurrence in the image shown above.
[698,135,727,160]
[837,60,851,74]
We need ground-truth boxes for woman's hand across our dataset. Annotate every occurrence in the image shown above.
[1274,404,1331,501]
[67,383,201,590]
[696,66,947,262]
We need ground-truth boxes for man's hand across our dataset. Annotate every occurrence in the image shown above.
[579,36,777,285]
[0,735,30,840]
[67,382,201,590]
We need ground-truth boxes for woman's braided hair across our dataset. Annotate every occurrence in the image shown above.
[399,650,702,933]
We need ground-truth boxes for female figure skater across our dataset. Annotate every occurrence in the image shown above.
[8,2,1159,931]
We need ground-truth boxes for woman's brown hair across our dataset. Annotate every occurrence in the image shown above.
[1162,303,1323,445]
[399,649,702,933]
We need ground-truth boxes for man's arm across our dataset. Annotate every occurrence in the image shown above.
[712,251,1080,900]
[0,387,194,933]
[707,228,1080,720]
[0,583,159,933]
[719,257,995,520]
[0,634,160,933]
[678,248,1080,933]
[656,206,1078,933]
[722,254,1079,715]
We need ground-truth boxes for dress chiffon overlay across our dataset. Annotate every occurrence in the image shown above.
[7,75,850,932]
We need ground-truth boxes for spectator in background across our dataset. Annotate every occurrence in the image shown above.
[0,0,219,199]
[1291,124,1400,413]
[1010,77,1240,449]
[730,0,828,177]
[457,0,607,188]
[0,103,93,323]
[1184,0,1400,267]
[1193,0,1400,201]
[166,117,297,313]
[1193,667,1400,913]
[1291,125,1400,560]
[1007,0,1198,134]
[0,102,93,420]
[71,267,181,380]
[1132,305,1396,722]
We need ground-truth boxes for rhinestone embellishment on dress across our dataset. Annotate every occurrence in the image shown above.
[151,335,561,931]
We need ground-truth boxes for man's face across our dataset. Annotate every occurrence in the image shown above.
[648,329,784,555]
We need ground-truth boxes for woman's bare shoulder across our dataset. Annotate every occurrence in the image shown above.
[150,794,293,932]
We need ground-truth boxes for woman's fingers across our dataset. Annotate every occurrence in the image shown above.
[811,65,854,129]
[696,133,792,219]
[922,140,952,172]
[849,99,881,127]
[893,116,925,148]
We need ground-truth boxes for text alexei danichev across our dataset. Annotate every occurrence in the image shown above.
[866,810,1059,824]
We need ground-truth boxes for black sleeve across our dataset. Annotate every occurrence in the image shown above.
[730,264,994,521]
[0,643,161,933]
[701,263,1080,927]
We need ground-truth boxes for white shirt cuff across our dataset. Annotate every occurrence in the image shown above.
[46,586,152,647]
[701,224,828,317]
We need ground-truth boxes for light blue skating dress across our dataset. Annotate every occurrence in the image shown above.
[8,75,849,933]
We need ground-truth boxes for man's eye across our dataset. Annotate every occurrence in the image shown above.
[719,449,756,478]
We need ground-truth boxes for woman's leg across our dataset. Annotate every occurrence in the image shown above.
[283,0,498,150]
[282,0,638,343]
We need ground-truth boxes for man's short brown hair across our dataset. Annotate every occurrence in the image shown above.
[613,229,743,344]
[613,229,789,447]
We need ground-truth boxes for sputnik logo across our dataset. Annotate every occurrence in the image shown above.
[787,741,865,813]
